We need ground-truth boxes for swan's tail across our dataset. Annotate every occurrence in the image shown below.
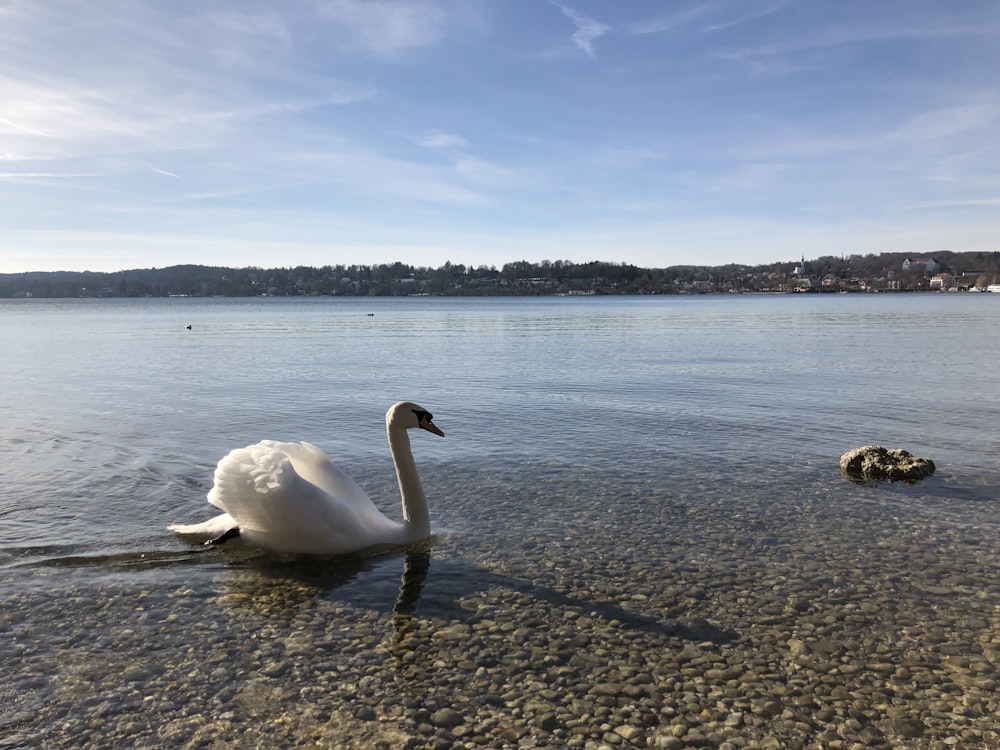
[167,512,237,540]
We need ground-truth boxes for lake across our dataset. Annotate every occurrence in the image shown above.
[2,294,999,748]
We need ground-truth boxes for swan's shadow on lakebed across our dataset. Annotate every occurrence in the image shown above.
[217,544,739,647]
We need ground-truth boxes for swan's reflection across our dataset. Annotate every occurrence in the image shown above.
[387,548,432,662]
[217,545,434,621]
[393,547,430,618]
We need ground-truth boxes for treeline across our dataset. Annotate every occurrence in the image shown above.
[2,251,999,298]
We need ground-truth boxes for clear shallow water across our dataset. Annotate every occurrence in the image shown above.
[2,294,1000,748]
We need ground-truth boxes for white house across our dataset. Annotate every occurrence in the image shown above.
[902,257,939,273]
[929,272,955,290]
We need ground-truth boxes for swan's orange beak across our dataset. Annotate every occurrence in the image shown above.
[420,415,445,437]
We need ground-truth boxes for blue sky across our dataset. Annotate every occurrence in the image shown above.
[1,0,998,273]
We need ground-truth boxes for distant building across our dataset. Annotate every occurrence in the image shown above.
[902,257,939,273]
[929,272,955,290]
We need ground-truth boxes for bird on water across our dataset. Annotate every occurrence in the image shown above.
[168,401,444,555]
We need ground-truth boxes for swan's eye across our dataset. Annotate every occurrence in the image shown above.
[412,409,433,422]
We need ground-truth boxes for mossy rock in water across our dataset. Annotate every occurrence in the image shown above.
[840,445,936,482]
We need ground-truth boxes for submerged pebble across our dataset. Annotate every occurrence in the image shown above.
[2,467,999,749]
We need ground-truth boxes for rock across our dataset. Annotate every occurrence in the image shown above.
[432,624,471,640]
[889,716,927,739]
[589,682,623,697]
[534,713,559,732]
[839,445,935,481]
[430,708,464,728]
[615,724,643,741]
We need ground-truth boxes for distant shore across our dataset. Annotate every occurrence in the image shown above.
[2,251,998,298]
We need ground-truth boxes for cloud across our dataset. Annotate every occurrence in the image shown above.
[314,0,450,57]
[716,17,1000,62]
[454,155,514,187]
[628,2,727,36]
[201,10,291,45]
[594,146,672,168]
[0,79,152,145]
[272,142,499,207]
[0,172,100,179]
[553,3,610,58]
[406,130,515,188]
[703,2,788,32]
[412,131,471,151]
[891,103,998,145]
[903,198,1000,210]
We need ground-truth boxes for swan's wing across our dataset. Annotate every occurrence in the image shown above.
[207,442,399,554]
[257,440,371,504]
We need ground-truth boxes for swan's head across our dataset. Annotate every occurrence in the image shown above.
[387,401,445,437]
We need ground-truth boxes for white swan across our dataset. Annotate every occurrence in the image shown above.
[168,401,444,555]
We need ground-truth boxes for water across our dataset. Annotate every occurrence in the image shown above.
[2,294,1000,747]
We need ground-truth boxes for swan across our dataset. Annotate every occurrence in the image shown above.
[168,401,444,555]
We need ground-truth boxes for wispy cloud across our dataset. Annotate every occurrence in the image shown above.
[455,155,515,187]
[553,3,610,58]
[201,10,291,45]
[314,0,450,57]
[628,2,728,36]
[703,2,788,32]
[903,197,1000,210]
[891,103,998,145]
[406,130,516,189]
[595,147,671,168]
[0,172,100,179]
[716,18,1000,61]
[411,131,471,151]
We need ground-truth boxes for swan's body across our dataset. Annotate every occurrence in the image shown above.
[168,401,444,555]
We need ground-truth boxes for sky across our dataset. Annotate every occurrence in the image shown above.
[1,0,999,273]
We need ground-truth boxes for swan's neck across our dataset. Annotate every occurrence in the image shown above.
[388,425,430,538]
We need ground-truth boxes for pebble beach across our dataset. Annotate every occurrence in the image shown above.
[4,466,999,750]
